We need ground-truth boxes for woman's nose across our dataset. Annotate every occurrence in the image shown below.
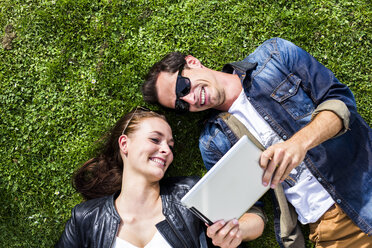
[160,143,172,154]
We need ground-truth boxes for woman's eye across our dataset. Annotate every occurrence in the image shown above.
[150,138,160,143]
[169,145,174,153]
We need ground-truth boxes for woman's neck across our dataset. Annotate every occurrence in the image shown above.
[114,173,165,244]
[115,174,162,219]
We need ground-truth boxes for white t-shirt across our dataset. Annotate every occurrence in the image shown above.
[113,231,172,248]
[228,90,334,224]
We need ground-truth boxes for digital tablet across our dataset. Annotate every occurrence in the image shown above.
[181,135,269,225]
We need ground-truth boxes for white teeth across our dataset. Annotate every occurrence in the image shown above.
[151,158,165,166]
[201,88,205,105]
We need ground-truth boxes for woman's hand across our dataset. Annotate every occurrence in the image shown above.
[206,219,242,248]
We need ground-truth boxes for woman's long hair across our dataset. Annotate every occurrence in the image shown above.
[73,108,167,200]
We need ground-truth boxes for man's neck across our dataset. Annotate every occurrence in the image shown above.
[215,73,242,112]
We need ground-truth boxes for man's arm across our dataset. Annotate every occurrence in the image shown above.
[259,38,353,188]
[260,110,343,188]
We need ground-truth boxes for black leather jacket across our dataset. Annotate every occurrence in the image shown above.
[55,176,215,248]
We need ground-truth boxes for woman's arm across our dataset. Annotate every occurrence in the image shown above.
[206,213,265,247]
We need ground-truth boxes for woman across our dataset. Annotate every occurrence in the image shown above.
[55,108,247,248]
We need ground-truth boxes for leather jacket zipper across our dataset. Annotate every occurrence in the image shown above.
[109,219,120,248]
[165,217,188,248]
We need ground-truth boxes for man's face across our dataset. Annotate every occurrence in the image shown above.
[156,66,225,112]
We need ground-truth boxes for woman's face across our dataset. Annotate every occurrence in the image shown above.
[123,117,174,180]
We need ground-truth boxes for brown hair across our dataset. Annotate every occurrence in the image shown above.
[142,52,187,104]
[73,109,167,200]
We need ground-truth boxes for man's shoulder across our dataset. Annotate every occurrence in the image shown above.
[244,37,294,59]
[200,111,232,131]
[258,37,293,49]
[200,111,223,135]
[199,112,235,150]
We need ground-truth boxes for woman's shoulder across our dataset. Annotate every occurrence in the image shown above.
[70,194,114,220]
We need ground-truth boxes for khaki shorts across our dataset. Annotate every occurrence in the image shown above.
[309,204,372,248]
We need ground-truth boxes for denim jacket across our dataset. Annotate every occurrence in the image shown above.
[199,38,372,246]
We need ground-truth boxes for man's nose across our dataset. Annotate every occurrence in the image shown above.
[180,92,196,105]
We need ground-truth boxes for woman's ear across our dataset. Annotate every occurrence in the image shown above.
[118,135,129,155]
[185,55,204,68]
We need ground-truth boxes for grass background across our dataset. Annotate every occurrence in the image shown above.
[0,0,371,247]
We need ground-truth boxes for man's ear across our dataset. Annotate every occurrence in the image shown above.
[118,135,128,155]
[185,55,204,68]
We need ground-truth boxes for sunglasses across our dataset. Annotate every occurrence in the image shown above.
[122,106,150,135]
[175,67,191,112]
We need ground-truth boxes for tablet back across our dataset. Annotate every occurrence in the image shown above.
[181,135,269,224]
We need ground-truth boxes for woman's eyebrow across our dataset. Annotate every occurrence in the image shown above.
[151,131,163,136]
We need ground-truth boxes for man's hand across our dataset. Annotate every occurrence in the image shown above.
[206,219,242,248]
[259,110,343,188]
[260,139,306,188]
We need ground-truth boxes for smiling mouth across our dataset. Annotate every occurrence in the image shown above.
[150,157,165,167]
[201,87,206,106]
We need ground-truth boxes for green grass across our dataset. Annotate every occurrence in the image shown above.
[0,0,370,247]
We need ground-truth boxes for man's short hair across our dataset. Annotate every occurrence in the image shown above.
[142,52,187,104]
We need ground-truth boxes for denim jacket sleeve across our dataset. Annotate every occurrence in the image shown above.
[275,38,356,132]
[311,99,350,136]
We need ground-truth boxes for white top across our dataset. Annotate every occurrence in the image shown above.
[228,90,334,224]
[113,231,172,248]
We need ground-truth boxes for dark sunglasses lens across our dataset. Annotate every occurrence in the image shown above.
[176,76,190,97]
[175,99,189,112]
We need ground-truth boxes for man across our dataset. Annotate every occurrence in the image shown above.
[142,38,372,247]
